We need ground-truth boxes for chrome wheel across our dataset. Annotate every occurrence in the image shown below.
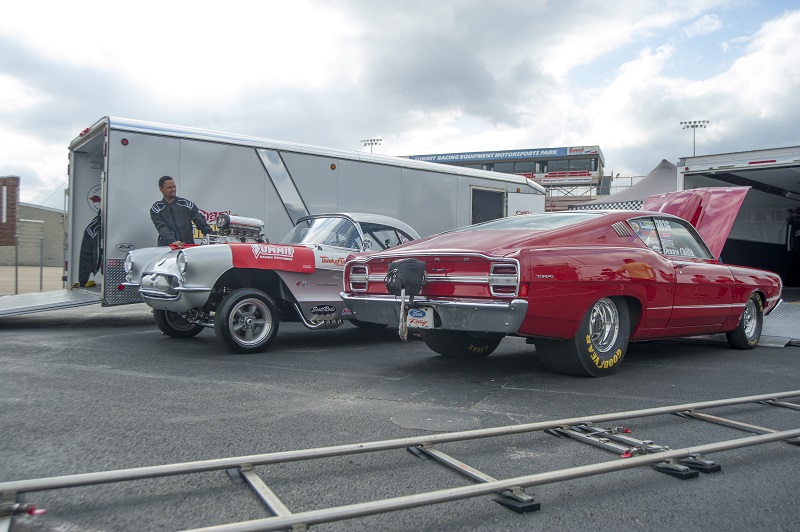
[742,297,757,338]
[227,298,273,348]
[589,297,620,353]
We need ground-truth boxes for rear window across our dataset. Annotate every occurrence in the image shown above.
[455,212,604,232]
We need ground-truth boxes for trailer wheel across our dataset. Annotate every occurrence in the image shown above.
[215,288,279,354]
[726,293,763,350]
[536,297,630,377]
[153,310,204,338]
[421,330,503,359]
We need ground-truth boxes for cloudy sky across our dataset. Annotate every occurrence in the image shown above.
[1,0,799,209]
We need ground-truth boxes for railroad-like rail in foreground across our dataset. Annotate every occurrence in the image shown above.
[2,390,800,531]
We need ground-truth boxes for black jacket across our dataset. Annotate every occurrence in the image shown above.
[78,213,102,285]
[150,197,213,246]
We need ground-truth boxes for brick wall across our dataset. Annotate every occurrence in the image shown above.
[0,177,66,267]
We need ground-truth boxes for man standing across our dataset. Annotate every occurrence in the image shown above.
[150,176,214,247]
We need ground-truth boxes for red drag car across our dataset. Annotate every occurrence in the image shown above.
[341,187,783,377]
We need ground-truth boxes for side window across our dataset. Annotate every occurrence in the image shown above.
[360,224,415,250]
[654,218,712,259]
[629,217,662,253]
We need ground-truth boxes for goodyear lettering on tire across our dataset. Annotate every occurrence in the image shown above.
[586,334,622,369]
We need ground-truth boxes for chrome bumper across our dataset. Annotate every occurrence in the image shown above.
[340,293,528,333]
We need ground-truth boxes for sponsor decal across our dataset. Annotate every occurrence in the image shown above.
[320,255,346,266]
[87,184,102,212]
[409,309,427,318]
[295,281,308,287]
[252,244,295,260]
[311,305,336,315]
[199,210,231,225]
[116,243,135,252]
[341,307,353,316]
[230,243,315,273]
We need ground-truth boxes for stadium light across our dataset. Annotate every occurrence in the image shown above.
[361,138,382,153]
[680,120,710,156]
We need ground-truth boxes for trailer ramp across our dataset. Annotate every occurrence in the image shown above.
[2,390,800,531]
[0,287,101,318]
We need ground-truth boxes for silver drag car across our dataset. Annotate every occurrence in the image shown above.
[123,213,418,353]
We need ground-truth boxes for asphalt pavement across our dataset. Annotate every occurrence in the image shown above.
[1,303,799,531]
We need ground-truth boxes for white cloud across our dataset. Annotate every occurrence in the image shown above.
[1,1,799,207]
[681,14,724,38]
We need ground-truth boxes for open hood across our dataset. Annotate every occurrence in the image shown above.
[641,186,750,258]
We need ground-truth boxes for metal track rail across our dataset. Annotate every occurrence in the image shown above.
[2,390,799,531]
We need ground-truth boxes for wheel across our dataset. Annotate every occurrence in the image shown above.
[349,319,388,330]
[726,293,763,350]
[153,309,204,338]
[536,297,630,377]
[421,330,503,359]
[214,288,280,354]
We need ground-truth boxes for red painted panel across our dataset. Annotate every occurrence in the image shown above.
[229,243,315,273]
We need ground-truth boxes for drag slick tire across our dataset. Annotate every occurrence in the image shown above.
[153,309,204,338]
[421,330,503,359]
[726,292,763,350]
[215,288,279,354]
[536,297,630,377]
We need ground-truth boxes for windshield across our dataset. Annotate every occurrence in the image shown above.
[455,212,604,232]
[281,216,363,250]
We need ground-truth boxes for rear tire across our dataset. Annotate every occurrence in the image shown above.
[536,297,630,377]
[421,330,503,359]
[153,310,204,338]
[214,288,279,354]
[726,292,763,350]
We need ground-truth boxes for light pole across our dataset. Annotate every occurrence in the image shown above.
[680,120,709,156]
[361,138,382,153]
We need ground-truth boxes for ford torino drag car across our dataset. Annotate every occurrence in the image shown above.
[340,187,783,377]
[123,213,418,353]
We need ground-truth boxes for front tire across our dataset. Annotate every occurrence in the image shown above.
[214,288,279,354]
[153,309,204,338]
[536,297,630,377]
[421,330,503,359]
[726,293,763,350]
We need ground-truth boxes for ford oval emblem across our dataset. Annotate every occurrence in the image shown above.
[116,243,135,251]
[409,309,426,318]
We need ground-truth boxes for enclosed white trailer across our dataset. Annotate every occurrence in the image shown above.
[1,117,544,316]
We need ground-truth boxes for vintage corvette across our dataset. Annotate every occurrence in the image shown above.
[122,212,418,353]
[340,187,783,377]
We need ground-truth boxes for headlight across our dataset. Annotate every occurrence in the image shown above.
[176,251,188,274]
[124,253,134,273]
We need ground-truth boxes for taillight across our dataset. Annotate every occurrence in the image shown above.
[349,264,368,292]
[489,263,519,297]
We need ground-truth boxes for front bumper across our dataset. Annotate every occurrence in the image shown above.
[340,293,528,333]
[137,272,212,312]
